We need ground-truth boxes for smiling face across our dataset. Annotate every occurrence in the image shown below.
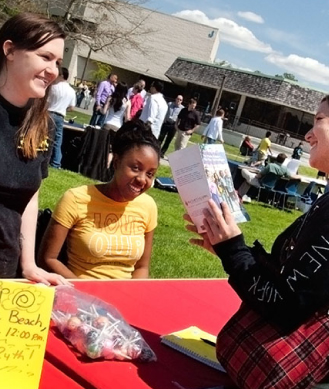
[110,145,159,202]
[2,37,64,106]
[305,99,329,173]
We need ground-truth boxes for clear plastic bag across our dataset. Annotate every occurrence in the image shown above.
[51,286,156,362]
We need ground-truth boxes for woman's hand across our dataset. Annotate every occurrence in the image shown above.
[184,200,241,252]
[22,264,72,286]
[202,199,241,245]
[183,213,216,255]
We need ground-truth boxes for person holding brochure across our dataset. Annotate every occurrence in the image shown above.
[184,95,329,389]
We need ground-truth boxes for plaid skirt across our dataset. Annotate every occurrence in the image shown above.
[217,304,329,389]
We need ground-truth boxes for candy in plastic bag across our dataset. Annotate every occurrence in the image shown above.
[51,286,156,362]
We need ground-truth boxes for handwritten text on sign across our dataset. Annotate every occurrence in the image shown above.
[0,281,55,389]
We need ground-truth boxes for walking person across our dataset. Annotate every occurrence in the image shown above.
[158,94,184,158]
[202,108,225,144]
[174,98,201,150]
[48,67,76,169]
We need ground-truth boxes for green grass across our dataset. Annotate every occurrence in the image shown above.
[40,167,300,279]
[41,112,308,278]
[66,110,91,126]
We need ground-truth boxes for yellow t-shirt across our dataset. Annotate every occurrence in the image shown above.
[52,185,157,279]
[258,137,271,154]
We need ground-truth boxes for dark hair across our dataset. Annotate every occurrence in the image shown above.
[151,80,164,93]
[276,153,287,164]
[61,67,69,80]
[0,13,66,158]
[111,120,160,171]
[133,81,143,93]
[110,82,128,112]
[265,131,272,137]
[189,98,198,105]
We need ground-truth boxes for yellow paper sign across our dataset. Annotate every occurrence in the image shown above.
[0,280,55,389]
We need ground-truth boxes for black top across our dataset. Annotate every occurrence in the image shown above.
[177,108,201,131]
[0,95,51,277]
[213,193,329,331]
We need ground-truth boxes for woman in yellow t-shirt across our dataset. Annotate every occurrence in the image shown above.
[39,121,160,279]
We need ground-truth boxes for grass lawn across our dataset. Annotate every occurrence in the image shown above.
[44,109,305,278]
[40,167,300,279]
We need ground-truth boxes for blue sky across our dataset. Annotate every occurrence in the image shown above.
[144,0,329,91]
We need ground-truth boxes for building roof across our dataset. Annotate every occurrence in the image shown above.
[165,57,326,113]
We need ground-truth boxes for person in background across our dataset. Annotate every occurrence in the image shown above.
[89,73,118,127]
[201,108,225,144]
[254,130,272,165]
[183,95,329,388]
[238,153,300,202]
[48,67,76,169]
[292,141,303,160]
[127,78,146,101]
[0,13,68,284]
[76,80,88,107]
[158,94,184,158]
[174,98,201,150]
[39,121,160,279]
[139,80,168,139]
[126,81,145,121]
[240,135,254,156]
[102,82,129,133]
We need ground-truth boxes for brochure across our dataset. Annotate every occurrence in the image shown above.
[168,144,248,232]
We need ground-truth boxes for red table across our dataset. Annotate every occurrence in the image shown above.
[45,279,241,389]
[39,360,84,389]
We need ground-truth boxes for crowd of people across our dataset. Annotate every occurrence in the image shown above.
[2,11,329,389]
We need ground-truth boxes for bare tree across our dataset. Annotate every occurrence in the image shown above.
[39,0,155,79]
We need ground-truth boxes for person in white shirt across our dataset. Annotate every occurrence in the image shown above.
[48,67,76,168]
[103,82,129,132]
[202,108,225,144]
[158,95,184,157]
[139,80,168,139]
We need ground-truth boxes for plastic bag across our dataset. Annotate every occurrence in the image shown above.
[51,286,156,362]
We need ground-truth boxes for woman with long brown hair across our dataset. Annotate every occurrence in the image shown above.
[0,13,67,284]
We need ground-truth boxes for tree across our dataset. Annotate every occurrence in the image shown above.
[39,0,155,80]
[275,73,298,82]
[216,60,232,68]
[88,61,112,83]
[0,0,155,80]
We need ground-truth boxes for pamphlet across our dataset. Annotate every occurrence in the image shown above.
[168,144,248,232]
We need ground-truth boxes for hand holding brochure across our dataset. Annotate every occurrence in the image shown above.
[161,326,225,372]
[168,144,248,232]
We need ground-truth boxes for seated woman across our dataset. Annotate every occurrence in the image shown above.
[39,120,160,279]
[184,95,329,388]
[239,135,254,156]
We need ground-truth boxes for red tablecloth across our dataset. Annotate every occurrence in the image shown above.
[39,359,84,389]
[46,279,241,389]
